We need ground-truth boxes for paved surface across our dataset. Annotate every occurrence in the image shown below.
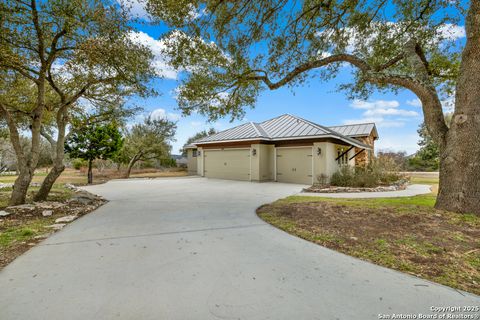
[298,184,432,198]
[0,178,478,320]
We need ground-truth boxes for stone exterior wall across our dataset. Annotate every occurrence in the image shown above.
[354,133,376,167]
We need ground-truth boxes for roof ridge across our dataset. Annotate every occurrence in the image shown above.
[251,122,270,138]
[258,113,290,124]
[329,122,376,127]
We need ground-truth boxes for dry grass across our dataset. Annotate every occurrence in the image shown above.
[257,191,479,295]
[0,167,188,186]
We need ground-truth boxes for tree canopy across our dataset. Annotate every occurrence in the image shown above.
[147,0,480,215]
[0,0,159,203]
[181,127,216,156]
[121,116,177,177]
[65,122,123,184]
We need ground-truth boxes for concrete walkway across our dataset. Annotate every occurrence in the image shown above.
[298,184,432,198]
[0,178,477,320]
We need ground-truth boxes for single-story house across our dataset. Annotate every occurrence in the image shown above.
[185,114,378,184]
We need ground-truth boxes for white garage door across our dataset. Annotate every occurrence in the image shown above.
[276,147,313,184]
[204,149,250,181]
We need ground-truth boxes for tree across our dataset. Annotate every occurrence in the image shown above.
[408,123,440,171]
[149,0,480,214]
[408,114,452,171]
[121,116,176,178]
[377,150,408,171]
[180,128,216,156]
[65,123,123,184]
[0,0,157,205]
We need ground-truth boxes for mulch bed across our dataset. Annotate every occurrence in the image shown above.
[257,200,480,295]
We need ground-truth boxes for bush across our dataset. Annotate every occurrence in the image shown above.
[330,157,404,188]
[72,158,87,170]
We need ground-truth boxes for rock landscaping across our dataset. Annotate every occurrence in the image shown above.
[303,179,409,193]
[0,187,106,269]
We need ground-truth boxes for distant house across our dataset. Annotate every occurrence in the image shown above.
[185,114,378,184]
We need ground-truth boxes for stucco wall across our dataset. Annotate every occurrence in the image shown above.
[196,147,204,176]
[187,149,198,175]
[251,144,274,181]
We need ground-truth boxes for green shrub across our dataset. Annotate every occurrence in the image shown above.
[72,158,87,170]
[330,157,404,188]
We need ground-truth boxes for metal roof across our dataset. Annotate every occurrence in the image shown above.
[329,123,378,138]
[193,114,376,149]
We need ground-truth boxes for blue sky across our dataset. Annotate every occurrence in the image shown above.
[122,1,464,155]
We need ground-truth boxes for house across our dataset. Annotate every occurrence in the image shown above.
[185,114,378,184]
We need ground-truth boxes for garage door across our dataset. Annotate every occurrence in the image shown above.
[204,149,250,181]
[276,147,312,184]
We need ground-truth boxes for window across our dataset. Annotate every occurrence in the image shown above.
[192,149,198,157]
[337,147,349,166]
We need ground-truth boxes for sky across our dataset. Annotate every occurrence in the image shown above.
[121,0,464,156]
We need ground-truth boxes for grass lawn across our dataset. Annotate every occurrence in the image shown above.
[0,184,78,268]
[257,175,480,295]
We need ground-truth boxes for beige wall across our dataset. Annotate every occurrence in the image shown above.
[251,144,274,181]
[186,149,198,175]
[195,141,358,184]
[197,147,204,176]
[312,142,341,183]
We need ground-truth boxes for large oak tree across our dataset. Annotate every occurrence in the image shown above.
[0,0,157,204]
[149,0,480,214]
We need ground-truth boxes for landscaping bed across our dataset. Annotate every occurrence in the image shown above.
[303,180,409,193]
[0,186,106,269]
[257,194,480,295]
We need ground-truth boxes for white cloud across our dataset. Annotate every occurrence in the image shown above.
[128,31,179,79]
[117,0,150,20]
[150,108,181,121]
[364,108,418,117]
[350,99,399,109]
[406,98,422,107]
[438,23,466,41]
[344,99,419,128]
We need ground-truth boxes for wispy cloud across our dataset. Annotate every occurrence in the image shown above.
[150,108,181,121]
[344,99,419,128]
[128,31,179,79]
[406,98,422,107]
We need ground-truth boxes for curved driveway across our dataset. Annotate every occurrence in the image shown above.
[0,177,478,319]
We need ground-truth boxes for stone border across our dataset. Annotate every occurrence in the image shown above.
[303,180,409,193]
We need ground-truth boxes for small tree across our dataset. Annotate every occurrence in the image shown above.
[180,128,216,156]
[121,116,176,178]
[65,123,123,184]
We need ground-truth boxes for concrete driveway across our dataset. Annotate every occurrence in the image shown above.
[0,177,478,320]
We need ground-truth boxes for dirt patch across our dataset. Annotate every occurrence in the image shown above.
[257,200,480,295]
[0,191,106,269]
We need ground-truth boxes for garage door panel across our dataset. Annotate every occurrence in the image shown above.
[204,149,250,181]
[276,147,312,184]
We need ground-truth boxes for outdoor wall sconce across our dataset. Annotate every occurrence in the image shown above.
[252,148,257,156]
[197,150,201,156]
[316,147,322,156]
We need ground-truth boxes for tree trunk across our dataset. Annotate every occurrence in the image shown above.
[125,156,138,178]
[9,167,34,206]
[35,107,68,201]
[33,164,65,202]
[434,0,480,215]
[87,160,93,184]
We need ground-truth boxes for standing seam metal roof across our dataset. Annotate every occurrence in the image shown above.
[193,114,376,149]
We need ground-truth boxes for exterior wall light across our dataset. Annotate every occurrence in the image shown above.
[252,148,257,156]
[317,147,322,156]
[197,150,201,156]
